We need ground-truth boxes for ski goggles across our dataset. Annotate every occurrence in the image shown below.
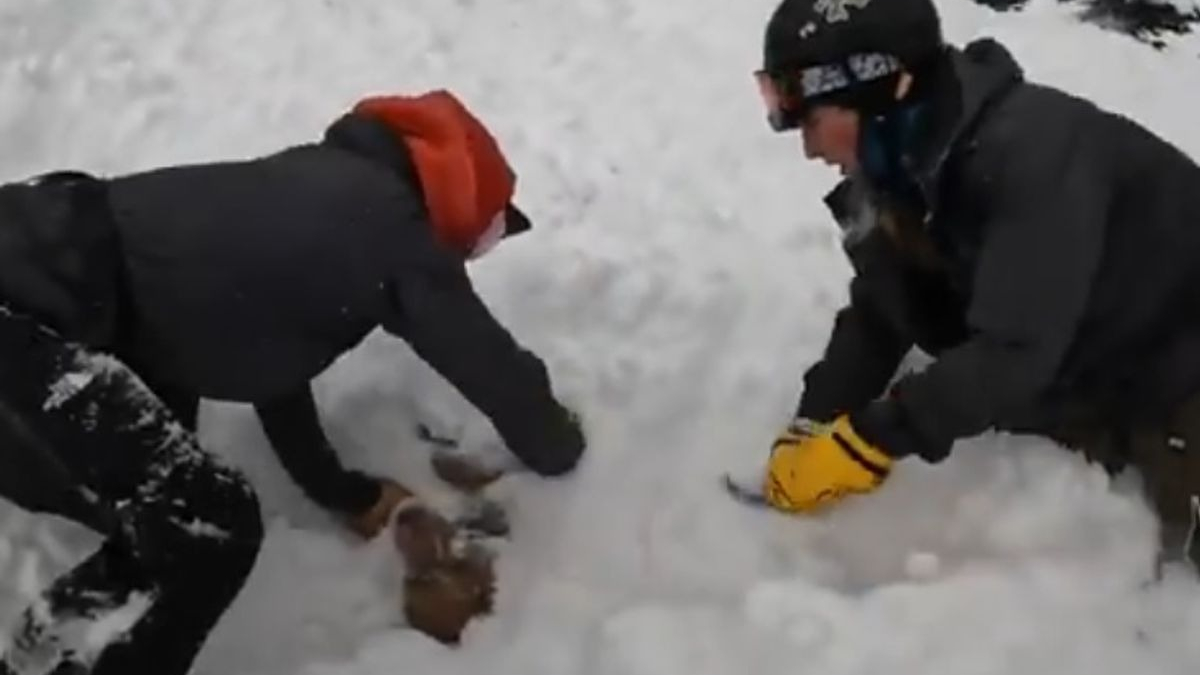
[754,69,808,132]
[754,53,904,132]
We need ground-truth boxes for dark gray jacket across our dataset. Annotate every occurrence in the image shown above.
[798,39,1200,462]
[1,113,582,494]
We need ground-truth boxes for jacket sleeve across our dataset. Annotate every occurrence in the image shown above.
[854,119,1108,461]
[798,231,915,420]
[255,383,380,514]
[381,257,583,477]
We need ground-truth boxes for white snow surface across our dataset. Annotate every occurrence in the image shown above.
[2,0,1200,673]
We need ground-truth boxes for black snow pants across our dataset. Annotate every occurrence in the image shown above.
[1125,396,1200,572]
[0,305,263,675]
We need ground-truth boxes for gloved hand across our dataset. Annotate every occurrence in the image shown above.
[560,405,585,455]
[507,403,586,477]
[763,414,892,513]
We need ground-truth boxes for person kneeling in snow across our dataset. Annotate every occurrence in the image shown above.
[0,90,584,673]
[752,0,1200,572]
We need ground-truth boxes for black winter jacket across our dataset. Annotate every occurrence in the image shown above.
[798,39,1200,462]
[0,113,582,491]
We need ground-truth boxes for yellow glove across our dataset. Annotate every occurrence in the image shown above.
[763,414,892,513]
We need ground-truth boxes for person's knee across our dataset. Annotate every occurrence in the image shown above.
[140,468,264,585]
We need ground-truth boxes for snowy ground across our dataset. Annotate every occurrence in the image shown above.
[3,0,1200,673]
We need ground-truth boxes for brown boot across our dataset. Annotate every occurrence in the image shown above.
[347,479,414,540]
[393,505,496,645]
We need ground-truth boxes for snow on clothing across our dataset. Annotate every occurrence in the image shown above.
[0,304,262,675]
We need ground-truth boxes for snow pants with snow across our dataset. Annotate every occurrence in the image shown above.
[0,305,263,675]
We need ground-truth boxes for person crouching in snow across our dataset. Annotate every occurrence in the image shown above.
[751,0,1200,573]
[0,89,584,673]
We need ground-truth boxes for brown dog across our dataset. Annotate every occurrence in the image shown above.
[393,503,496,645]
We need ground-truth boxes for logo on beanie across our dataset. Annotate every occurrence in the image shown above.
[815,0,871,23]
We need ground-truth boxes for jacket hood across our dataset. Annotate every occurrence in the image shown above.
[352,90,528,257]
[912,38,1025,187]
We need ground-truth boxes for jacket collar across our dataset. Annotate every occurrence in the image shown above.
[904,39,1025,220]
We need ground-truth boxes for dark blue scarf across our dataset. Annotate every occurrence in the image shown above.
[858,103,928,213]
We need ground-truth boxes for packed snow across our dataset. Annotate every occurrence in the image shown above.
[2,0,1200,673]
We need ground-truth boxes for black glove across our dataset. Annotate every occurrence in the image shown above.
[506,403,585,477]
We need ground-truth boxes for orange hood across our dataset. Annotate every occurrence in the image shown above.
[353,90,522,256]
